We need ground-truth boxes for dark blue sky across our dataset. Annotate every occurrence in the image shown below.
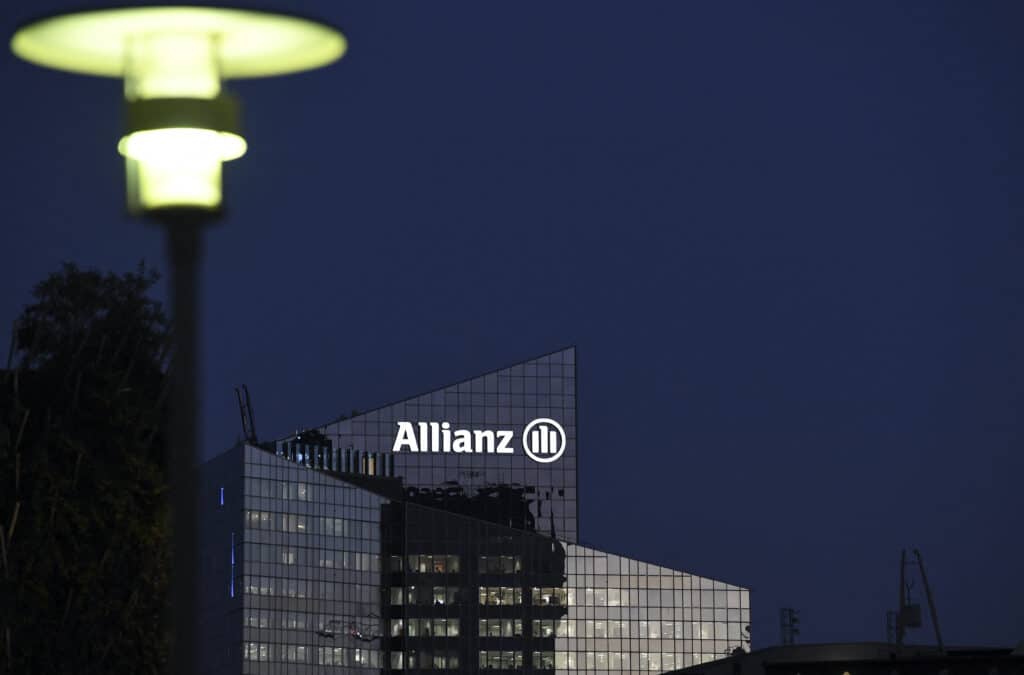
[3,0,1022,650]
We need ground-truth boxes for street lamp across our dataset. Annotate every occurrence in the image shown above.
[12,7,345,212]
[11,7,345,673]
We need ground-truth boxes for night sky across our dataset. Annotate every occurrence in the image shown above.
[3,0,1022,650]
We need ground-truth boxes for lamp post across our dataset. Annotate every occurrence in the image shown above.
[10,7,346,673]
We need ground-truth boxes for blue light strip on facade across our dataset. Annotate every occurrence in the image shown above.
[229,532,235,598]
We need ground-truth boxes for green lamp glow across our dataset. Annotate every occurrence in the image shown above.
[11,6,346,213]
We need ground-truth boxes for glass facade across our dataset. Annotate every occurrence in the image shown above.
[380,505,748,674]
[316,347,579,544]
[559,543,750,670]
[198,445,393,674]
[198,347,750,674]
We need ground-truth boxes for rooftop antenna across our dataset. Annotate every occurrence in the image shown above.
[780,607,800,646]
[885,609,899,645]
[234,384,257,444]
[895,548,944,653]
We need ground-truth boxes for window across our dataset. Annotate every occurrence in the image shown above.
[243,642,270,662]
[401,585,457,605]
[402,553,461,574]
[404,618,459,638]
[320,646,342,666]
[282,645,306,663]
[320,517,345,536]
[479,618,519,638]
[532,651,555,669]
[244,609,269,628]
[531,587,567,606]
[479,651,522,670]
[479,586,522,606]
[479,555,522,574]
[245,510,272,529]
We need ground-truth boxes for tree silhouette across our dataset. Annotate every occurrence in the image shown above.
[0,262,170,674]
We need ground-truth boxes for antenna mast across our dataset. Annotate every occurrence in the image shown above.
[780,608,800,646]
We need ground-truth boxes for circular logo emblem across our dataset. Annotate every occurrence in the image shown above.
[522,418,566,463]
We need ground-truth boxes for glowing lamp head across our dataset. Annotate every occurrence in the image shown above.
[119,128,247,210]
[11,6,345,216]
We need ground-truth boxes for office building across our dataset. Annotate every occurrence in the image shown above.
[198,347,750,674]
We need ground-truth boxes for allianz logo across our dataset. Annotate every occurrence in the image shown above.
[391,418,566,464]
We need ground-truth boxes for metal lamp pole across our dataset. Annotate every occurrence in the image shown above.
[11,8,348,672]
[162,210,209,674]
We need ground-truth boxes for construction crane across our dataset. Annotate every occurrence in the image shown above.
[895,548,945,653]
[235,384,257,444]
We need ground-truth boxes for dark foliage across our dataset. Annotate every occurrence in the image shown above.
[0,262,170,674]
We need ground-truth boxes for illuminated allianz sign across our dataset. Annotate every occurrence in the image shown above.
[391,418,565,464]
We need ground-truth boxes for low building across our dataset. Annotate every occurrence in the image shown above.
[669,642,1024,675]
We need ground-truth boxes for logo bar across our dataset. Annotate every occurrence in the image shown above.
[522,418,566,463]
[390,418,566,464]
